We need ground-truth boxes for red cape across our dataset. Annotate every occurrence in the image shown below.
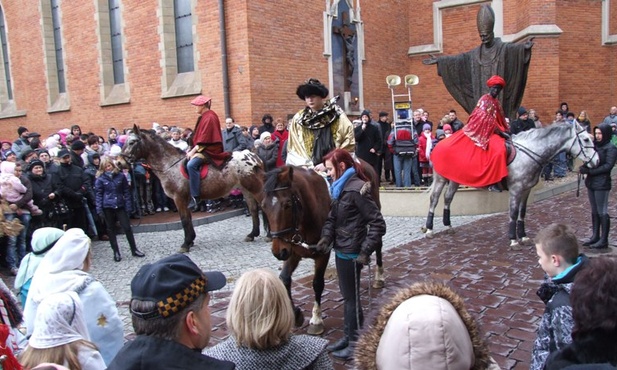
[431,130,507,188]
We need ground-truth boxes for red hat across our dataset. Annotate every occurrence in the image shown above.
[190,95,212,106]
[486,75,506,88]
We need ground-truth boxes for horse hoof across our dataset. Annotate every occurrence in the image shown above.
[372,280,385,289]
[445,228,455,235]
[179,247,190,253]
[420,226,427,233]
[520,236,533,245]
[307,323,325,336]
[244,235,255,242]
[264,236,273,243]
[425,231,434,239]
[509,242,524,251]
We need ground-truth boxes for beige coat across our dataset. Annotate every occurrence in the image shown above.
[354,281,500,370]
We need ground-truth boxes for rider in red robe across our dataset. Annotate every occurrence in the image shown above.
[431,75,509,187]
[186,95,230,211]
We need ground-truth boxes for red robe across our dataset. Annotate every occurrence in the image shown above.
[431,94,508,187]
[192,110,229,167]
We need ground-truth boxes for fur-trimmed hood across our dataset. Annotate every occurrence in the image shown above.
[354,281,496,370]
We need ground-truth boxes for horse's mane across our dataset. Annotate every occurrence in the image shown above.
[264,167,285,194]
[513,122,570,143]
[140,128,186,155]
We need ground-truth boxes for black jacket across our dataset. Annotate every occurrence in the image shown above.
[585,124,617,191]
[321,175,386,256]
[256,141,279,172]
[354,122,382,167]
[107,335,235,370]
[510,118,535,135]
[54,162,92,209]
[28,172,58,212]
[545,329,617,369]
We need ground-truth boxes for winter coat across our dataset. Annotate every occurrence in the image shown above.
[530,254,589,370]
[354,281,498,370]
[585,124,617,191]
[222,126,247,152]
[320,175,385,256]
[510,118,536,135]
[28,172,57,213]
[95,171,132,215]
[256,141,279,172]
[272,129,289,167]
[354,122,382,167]
[204,335,332,370]
[108,335,235,370]
[545,329,617,369]
[54,162,91,209]
[417,132,435,163]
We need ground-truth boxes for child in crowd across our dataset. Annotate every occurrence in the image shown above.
[0,161,43,216]
[530,223,589,370]
[417,123,434,186]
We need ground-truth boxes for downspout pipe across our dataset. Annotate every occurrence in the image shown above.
[218,0,230,118]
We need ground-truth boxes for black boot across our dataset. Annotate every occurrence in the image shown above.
[582,213,601,246]
[331,343,355,361]
[111,244,122,262]
[188,197,199,212]
[127,231,145,257]
[326,336,349,352]
[589,215,610,249]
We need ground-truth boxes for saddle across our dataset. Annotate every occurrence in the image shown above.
[505,139,516,166]
[179,151,233,180]
[180,159,209,180]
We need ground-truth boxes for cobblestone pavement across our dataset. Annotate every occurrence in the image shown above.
[8,179,617,370]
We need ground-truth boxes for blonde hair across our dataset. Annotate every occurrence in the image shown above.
[20,341,98,370]
[96,156,120,177]
[226,269,294,349]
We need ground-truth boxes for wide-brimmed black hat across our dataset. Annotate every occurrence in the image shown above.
[296,78,329,100]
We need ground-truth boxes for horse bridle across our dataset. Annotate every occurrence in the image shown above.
[268,186,309,248]
[124,134,185,172]
[514,127,596,167]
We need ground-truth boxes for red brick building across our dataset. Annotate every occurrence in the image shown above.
[0,0,615,138]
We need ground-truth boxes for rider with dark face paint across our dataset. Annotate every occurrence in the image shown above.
[430,75,510,189]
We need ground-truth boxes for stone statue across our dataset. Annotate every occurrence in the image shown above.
[423,5,533,120]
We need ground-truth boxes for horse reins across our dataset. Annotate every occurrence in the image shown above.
[514,127,596,168]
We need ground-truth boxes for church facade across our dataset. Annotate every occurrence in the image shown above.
[0,0,615,136]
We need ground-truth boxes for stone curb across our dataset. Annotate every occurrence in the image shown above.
[131,209,244,233]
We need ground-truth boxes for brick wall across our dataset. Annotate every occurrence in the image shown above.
[1,0,615,139]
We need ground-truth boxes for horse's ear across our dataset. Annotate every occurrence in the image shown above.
[133,124,140,135]
[288,166,294,182]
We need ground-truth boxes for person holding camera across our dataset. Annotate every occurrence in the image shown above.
[312,148,386,361]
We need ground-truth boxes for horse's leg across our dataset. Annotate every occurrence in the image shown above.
[307,253,328,335]
[243,192,260,242]
[176,197,196,253]
[517,189,533,245]
[441,182,460,235]
[508,191,523,249]
[262,210,272,242]
[422,174,447,238]
[372,239,385,289]
[279,254,304,327]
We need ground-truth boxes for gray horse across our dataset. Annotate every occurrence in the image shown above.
[122,125,266,252]
[423,122,598,248]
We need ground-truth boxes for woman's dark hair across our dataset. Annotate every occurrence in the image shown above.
[87,135,99,146]
[322,148,369,181]
[571,256,617,337]
[70,124,82,136]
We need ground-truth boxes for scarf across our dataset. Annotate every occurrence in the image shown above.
[297,97,344,165]
[330,167,356,200]
[14,228,65,293]
[28,291,90,348]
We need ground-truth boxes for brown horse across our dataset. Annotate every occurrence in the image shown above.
[261,163,384,335]
[122,125,266,252]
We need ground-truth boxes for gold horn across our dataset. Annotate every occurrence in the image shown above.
[404,74,419,87]
[386,75,401,88]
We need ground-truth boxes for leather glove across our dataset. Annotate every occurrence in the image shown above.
[579,166,590,175]
[355,251,371,266]
[315,238,332,254]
